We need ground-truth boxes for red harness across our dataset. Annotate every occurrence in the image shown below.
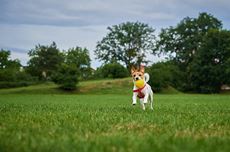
[133,84,146,99]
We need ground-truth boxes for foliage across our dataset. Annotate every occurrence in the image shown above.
[225,58,230,85]
[95,63,128,78]
[0,49,21,70]
[189,29,230,93]
[147,61,182,92]
[0,69,37,88]
[95,21,156,69]
[0,94,230,151]
[66,47,91,80]
[52,63,79,90]
[27,42,64,80]
[0,81,37,89]
[154,12,226,92]
[155,12,222,68]
[0,49,37,88]
[0,49,9,69]
[51,46,92,90]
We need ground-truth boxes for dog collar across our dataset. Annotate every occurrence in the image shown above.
[133,84,146,93]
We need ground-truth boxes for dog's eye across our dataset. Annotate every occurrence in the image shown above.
[139,74,141,77]
[133,74,136,77]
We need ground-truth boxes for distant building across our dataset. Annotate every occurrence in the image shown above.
[221,85,230,91]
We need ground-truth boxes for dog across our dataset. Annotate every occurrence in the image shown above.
[131,66,154,110]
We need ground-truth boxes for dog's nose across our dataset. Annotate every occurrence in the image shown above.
[135,77,139,80]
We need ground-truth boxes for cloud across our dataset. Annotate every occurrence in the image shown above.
[1,0,229,27]
[1,0,229,26]
[0,23,108,67]
[0,0,182,26]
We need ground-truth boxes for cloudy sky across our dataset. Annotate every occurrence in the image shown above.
[0,0,229,68]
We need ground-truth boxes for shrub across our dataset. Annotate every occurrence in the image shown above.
[94,63,128,79]
[147,61,182,92]
[52,64,79,90]
[0,69,38,89]
[0,81,38,89]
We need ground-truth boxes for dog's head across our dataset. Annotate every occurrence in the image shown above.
[131,66,145,81]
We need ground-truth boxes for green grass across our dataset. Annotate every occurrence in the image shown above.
[0,79,230,151]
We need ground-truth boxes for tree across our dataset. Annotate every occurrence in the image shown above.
[0,49,36,88]
[66,47,91,79]
[155,12,223,91]
[51,46,91,90]
[0,49,21,82]
[27,42,64,80]
[189,29,230,93]
[155,12,222,69]
[0,50,10,69]
[0,49,20,70]
[95,22,156,69]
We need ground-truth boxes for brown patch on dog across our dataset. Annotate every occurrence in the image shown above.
[131,66,145,80]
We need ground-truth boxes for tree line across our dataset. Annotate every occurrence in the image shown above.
[0,12,230,93]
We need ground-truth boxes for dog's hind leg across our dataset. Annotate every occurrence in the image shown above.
[143,93,149,104]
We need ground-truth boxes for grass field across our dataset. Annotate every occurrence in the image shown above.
[0,79,230,152]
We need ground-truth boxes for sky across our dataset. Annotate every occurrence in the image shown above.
[0,0,230,68]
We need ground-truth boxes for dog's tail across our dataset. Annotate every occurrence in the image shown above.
[144,73,150,82]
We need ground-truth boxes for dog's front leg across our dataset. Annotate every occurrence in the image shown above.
[132,93,137,105]
[140,99,145,110]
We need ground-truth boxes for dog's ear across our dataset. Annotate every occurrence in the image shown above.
[140,65,145,73]
[131,66,136,74]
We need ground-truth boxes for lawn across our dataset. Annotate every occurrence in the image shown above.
[0,93,230,152]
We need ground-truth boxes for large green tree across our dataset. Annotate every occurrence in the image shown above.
[27,42,64,80]
[0,49,21,82]
[0,49,20,70]
[0,50,10,69]
[155,12,222,68]
[155,12,223,91]
[52,46,91,90]
[66,47,91,79]
[189,29,230,93]
[95,22,156,69]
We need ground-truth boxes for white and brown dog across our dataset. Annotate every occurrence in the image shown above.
[131,66,154,110]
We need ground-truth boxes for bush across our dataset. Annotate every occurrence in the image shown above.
[147,61,182,92]
[0,81,38,89]
[52,64,79,90]
[0,69,38,89]
[95,63,128,79]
